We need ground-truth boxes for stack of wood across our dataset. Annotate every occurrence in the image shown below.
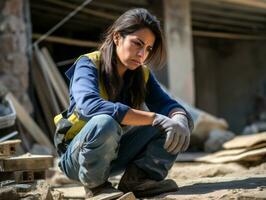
[0,139,53,183]
[0,139,54,199]
[32,46,69,140]
[196,132,266,163]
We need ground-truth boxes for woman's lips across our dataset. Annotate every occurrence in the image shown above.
[131,59,141,65]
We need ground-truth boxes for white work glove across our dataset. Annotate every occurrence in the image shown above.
[152,113,190,154]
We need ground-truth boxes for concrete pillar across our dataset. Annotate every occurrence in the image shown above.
[164,0,195,105]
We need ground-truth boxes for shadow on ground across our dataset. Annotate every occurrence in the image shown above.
[159,177,266,197]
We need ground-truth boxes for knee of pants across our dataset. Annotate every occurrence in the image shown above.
[83,114,122,145]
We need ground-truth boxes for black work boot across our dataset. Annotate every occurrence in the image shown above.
[84,181,124,200]
[118,164,178,198]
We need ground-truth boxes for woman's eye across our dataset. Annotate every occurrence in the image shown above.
[133,41,142,47]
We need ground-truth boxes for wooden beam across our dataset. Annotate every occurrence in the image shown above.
[6,93,55,152]
[46,0,117,20]
[32,54,57,136]
[41,47,69,106]
[193,14,266,29]
[192,0,266,14]
[220,0,266,10]
[192,21,255,34]
[0,154,53,172]
[192,6,266,22]
[32,33,100,48]
[193,30,266,40]
[34,46,68,109]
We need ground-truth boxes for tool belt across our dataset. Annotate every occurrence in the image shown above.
[54,109,86,156]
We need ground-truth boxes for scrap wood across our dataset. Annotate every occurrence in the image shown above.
[53,185,85,199]
[223,132,266,149]
[213,142,266,157]
[32,53,57,136]
[33,47,60,114]
[34,46,68,109]
[6,93,55,152]
[0,154,53,172]
[196,147,266,163]
[41,47,69,102]
[0,139,21,157]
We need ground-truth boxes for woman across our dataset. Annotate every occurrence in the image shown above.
[54,8,193,199]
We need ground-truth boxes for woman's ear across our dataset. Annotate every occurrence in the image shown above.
[113,32,120,46]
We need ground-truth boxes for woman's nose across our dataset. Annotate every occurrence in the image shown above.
[137,48,145,59]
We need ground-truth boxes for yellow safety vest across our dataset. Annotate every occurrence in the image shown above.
[54,51,150,144]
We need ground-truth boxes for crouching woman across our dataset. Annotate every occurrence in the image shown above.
[54,8,193,199]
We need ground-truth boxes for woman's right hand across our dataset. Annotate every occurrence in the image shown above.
[152,114,190,155]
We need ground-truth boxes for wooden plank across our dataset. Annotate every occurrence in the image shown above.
[193,30,266,40]
[0,139,21,157]
[192,21,264,34]
[192,6,266,22]
[192,14,266,29]
[34,46,68,109]
[41,47,69,102]
[32,33,100,48]
[0,154,53,172]
[0,170,46,183]
[212,142,266,157]
[32,53,56,136]
[54,185,85,199]
[223,132,266,149]
[221,0,266,10]
[192,0,266,14]
[196,147,266,163]
[6,93,55,152]
[34,47,62,112]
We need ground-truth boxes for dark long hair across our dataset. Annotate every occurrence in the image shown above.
[99,8,166,108]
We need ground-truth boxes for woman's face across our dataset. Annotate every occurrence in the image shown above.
[115,28,155,73]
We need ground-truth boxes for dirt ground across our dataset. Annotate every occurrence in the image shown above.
[152,161,266,200]
[50,160,266,199]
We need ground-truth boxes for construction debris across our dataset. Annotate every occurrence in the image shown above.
[195,132,266,164]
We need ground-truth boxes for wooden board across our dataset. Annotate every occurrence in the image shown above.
[196,147,266,163]
[0,139,21,157]
[0,170,46,183]
[223,132,266,149]
[214,142,266,157]
[0,154,53,172]
[6,93,55,152]
[41,47,69,104]
[54,185,85,199]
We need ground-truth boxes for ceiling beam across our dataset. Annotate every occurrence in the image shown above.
[192,21,262,34]
[192,0,266,14]
[220,0,266,10]
[193,14,266,29]
[32,33,101,47]
[193,30,266,40]
[192,6,266,22]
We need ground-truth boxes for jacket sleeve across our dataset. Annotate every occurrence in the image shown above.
[145,72,194,130]
[71,57,130,123]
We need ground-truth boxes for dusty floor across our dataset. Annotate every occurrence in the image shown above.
[152,161,266,200]
[50,160,266,199]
